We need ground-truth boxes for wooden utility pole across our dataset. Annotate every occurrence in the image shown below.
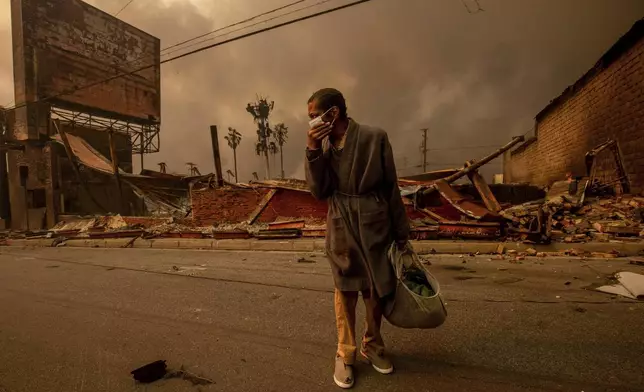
[420,128,428,173]
[210,126,224,186]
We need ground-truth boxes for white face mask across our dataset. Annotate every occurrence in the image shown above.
[308,107,336,129]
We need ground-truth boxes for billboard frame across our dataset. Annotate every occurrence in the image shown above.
[11,0,161,127]
[50,107,160,155]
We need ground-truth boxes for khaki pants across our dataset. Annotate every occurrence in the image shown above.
[334,289,385,365]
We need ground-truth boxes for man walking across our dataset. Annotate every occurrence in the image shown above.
[304,88,410,388]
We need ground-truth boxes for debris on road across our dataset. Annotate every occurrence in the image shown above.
[131,360,167,384]
[165,366,214,386]
[51,237,67,247]
[596,272,644,300]
[130,361,214,387]
[121,236,139,248]
[629,257,644,266]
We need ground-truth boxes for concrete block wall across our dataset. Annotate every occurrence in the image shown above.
[506,33,644,193]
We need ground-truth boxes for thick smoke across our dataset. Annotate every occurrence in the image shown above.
[0,0,642,181]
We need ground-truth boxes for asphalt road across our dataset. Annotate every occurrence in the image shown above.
[0,247,643,392]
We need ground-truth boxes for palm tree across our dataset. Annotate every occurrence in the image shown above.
[246,97,274,179]
[272,123,288,179]
[268,141,278,176]
[224,127,242,183]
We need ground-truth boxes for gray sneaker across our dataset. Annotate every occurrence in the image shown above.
[334,356,354,389]
[360,348,394,375]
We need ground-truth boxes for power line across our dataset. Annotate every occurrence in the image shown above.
[159,0,310,55]
[5,0,377,112]
[110,0,332,73]
[115,0,136,16]
[160,0,334,58]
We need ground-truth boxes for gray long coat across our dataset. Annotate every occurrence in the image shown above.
[305,119,410,297]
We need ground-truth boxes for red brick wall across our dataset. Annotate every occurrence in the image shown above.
[191,187,270,226]
[193,186,424,227]
[506,37,644,193]
[257,189,328,223]
[255,189,425,224]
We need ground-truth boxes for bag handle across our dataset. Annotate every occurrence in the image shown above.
[387,241,419,280]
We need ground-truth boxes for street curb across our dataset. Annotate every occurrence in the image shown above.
[3,237,644,256]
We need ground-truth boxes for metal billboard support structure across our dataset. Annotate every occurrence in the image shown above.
[50,107,160,156]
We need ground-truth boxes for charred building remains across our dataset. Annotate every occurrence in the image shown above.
[2,0,161,230]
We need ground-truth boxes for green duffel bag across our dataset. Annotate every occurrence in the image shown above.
[383,242,447,329]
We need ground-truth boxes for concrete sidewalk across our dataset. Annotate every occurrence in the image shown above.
[5,237,644,256]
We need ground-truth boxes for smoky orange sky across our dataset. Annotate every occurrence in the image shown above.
[0,0,642,182]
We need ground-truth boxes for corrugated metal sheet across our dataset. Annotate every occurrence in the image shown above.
[52,133,115,175]
[52,133,191,215]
